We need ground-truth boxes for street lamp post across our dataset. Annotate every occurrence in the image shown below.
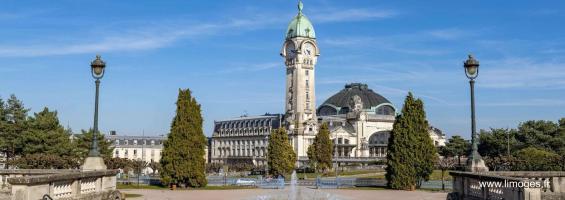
[81,55,107,170]
[463,54,488,172]
[89,55,106,157]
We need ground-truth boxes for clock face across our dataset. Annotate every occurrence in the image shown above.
[286,43,296,58]
[303,43,314,56]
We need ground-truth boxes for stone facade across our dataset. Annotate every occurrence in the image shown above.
[210,114,283,166]
[106,134,165,175]
[281,0,320,160]
[429,126,447,147]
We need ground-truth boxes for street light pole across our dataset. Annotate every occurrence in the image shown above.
[82,55,107,170]
[463,54,488,172]
[89,55,106,157]
[89,78,101,157]
[469,78,478,159]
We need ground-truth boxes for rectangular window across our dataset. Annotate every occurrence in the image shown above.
[305,70,309,76]
[305,80,309,87]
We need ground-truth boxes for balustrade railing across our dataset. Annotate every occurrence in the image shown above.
[449,171,565,200]
[2,169,121,200]
[53,181,73,198]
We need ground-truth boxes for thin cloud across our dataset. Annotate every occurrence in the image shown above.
[320,30,453,56]
[481,99,565,107]
[0,18,268,57]
[311,9,397,23]
[0,5,400,58]
[480,58,565,89]
[220,62,280,73]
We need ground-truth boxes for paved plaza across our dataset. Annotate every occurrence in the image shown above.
[121,187,447,200]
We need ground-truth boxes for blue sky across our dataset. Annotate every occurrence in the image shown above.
[1,0,564,138]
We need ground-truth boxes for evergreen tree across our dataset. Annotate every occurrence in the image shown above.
[307,123,333,173]
[413,99,437,187]
[440,135,471,166]
[386,92,436,190]
[8,153,80,169]
[22,108,73,156]
[160,89,207,187]
[267,127,296,176]
[76,129,113,160]
[0,95,29,168]
[0,97,7,169]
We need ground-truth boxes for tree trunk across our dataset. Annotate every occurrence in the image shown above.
[441,169,445,191]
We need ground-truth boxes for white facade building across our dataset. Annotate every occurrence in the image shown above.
[106,134,165,175]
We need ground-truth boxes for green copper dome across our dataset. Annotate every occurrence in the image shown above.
[286,1,316,39]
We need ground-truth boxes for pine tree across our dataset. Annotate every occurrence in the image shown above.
[160,89,207,187]
[22,107,73,156]
[307,123,333,172]
[268,127,296,176]
[1,95,29,168]
[76,129,113,160]
[0,97,7,168]
[386,92,436,190]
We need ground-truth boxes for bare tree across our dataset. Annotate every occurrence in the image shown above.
[437,157,456,191]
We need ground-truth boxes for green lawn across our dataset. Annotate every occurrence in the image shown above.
[117,183,254,190]
[429,170,453,181]
[123,193,143,198]
[117,184,168,190]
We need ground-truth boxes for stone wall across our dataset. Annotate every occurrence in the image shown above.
[1,169,121,200]
[449,171,565,200]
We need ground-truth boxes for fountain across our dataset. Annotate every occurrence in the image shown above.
[252,170,344,200]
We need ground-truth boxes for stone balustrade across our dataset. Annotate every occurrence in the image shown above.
[449,171,565,200]
[1,169,121,200]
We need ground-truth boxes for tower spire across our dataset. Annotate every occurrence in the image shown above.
[298,0,303,15]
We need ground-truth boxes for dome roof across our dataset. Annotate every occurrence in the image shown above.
[320,83,391,110]
[286,1,316,39]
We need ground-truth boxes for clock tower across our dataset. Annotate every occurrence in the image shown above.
[281,0,319,160]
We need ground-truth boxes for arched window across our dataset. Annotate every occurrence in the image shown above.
[376,105,395,116]
[369,131,390,145]
[318,105,337,116]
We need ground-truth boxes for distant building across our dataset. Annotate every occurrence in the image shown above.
[106,131,210,175]
[106,132,166,175]
[429,126,447,147]
[210,114,283,166]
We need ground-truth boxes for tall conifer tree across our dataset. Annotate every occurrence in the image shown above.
[267,128,296,176]
[413,99,437,186]
[1,95,29,168]
[386,92,436,190]
[160,89,207,187]
[307,123,333,172]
